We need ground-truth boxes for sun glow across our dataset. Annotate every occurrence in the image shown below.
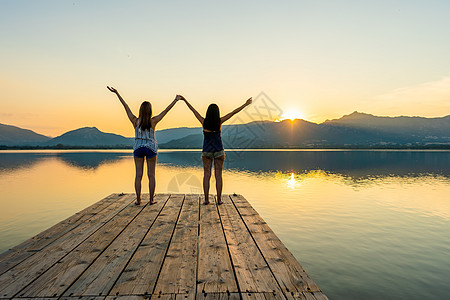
[287,172,296,189]
[280,109,304,121]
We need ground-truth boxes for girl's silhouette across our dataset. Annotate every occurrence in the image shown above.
[107,86,180,205]
[180,95,252,204]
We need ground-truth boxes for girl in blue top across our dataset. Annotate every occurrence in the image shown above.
[108,86,180,205]
[180,95,252,205]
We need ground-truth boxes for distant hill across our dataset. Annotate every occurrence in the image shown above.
[159,120,396,148]
[324,111,450,141]
[160,114,450,148]
[2,112,449,148]
[155,127,200,144]
[44,127,133,147]
[0,123,50,146]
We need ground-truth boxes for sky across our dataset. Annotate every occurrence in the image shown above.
[1,0,450,137]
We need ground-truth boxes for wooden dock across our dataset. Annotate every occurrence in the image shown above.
[0,194,328,300]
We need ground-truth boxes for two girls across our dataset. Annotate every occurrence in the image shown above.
[107,86,252,205]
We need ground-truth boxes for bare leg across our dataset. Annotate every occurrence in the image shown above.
[214,155,225,205]
[134,157,145,205]
[202,156,213,204]
[147,155,157,204]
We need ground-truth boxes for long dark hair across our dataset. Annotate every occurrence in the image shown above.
[138,101,153,130]
[203,104,221,131]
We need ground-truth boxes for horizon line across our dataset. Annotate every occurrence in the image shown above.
[2,110,450,138]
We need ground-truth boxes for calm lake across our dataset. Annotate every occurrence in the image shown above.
[0,149,449,299]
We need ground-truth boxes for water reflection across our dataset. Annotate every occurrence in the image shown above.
[287,172,297,189]
[224,150,449,177]
[56,152,129,170]
[0,151,129,171]
[3,150,448,178]
[0,152,50,172]
[158,150,450,179]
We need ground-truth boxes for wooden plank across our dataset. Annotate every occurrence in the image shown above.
[105,296,148,300]
[152,294,194,300]
[286,292,329,300]
[11,298,57,300]
[311,292,329,300]
[105,296,149,300]
[153,194,199,295]
[177,295,195,300]
[12,295,104,299]
[241,292,286,300]
[62,195,170,297]
[109,194,185,296]
[197,195,237,294]
[0,193,123,275]
[0,194,136,298]
[284,292,306,300]
[230,194,321,294]
[196,292,240,299]
[151,295,177,300]
[216,195,284,299]
[61,297,105,300]
[17,195,169,297]
[1,193,326,299]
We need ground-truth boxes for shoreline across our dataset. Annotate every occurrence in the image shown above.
[1,145,450,150]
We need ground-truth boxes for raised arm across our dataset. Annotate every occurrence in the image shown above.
[107,86,138,127]
[152,95,179,126]
[179,95,204,124]
[220,97,252,124]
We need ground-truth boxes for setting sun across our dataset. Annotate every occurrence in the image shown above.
[280,109,304,121]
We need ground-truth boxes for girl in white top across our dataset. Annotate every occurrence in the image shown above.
[108,86,180,205]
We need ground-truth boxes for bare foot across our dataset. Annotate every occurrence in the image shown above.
[149,200,157,205]
[217,200,223,205]
[135,200,141,205]
[203,201,210,205]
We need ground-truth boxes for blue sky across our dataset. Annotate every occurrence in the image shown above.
[1,0,449,136]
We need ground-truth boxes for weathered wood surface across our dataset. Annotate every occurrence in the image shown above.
[0,193,123,276]
[217,196,284,299]
[229,195,321,294]
[0,193,327,299]
[197,195,237,295]
[153,194,199,296]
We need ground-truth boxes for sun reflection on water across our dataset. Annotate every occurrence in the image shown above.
[287,172,296,188]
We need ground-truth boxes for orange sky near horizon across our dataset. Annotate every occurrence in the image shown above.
[1,1,450,137]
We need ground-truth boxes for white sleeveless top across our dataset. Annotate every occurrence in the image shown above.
[134,126,158,153]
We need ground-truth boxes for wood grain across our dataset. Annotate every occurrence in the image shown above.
[0,193,123,275]
[153,194,199,295]
[0,193,326,299]
[62,195,169,297]
[18,195,168,297]
[110,194,184,296]
[230,194,322,294]
[0,194,136,298]
[197,195,237,294]
[217,195,283,296]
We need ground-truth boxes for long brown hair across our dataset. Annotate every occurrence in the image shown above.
[138,101,153,130]
[203,104,220,131]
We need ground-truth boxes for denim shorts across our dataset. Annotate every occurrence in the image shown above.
[133,147,157,158]
[201,150,225,159]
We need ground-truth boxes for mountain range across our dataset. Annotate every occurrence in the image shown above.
[0,123,51,145]
[1,112,449,148]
